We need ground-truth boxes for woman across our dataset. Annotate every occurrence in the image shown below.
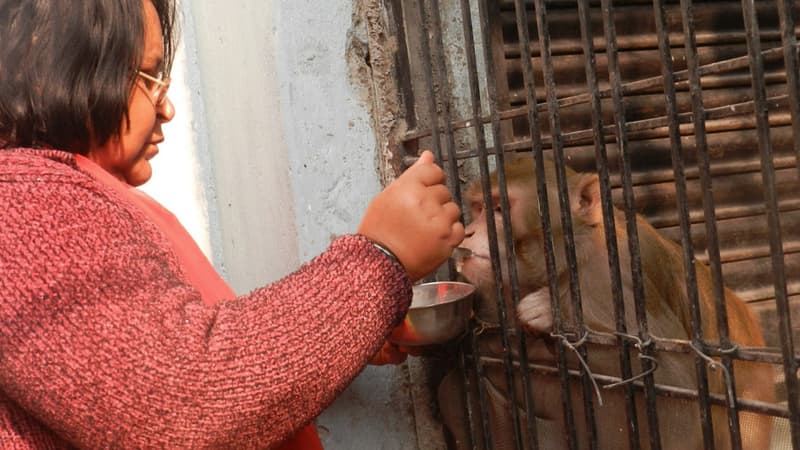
[0,0,463,448]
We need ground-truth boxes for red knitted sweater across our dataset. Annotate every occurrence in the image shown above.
[0,149,412,448]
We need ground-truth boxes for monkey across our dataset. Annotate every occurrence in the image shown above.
[437,155,775,450]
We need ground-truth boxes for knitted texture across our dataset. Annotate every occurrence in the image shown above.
[0,149,412,449]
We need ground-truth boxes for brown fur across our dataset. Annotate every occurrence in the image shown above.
[439,155,774,449]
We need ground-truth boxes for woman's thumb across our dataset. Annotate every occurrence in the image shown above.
[414,150,434,166]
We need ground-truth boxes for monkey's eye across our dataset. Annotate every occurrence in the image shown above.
[470,202,483,215]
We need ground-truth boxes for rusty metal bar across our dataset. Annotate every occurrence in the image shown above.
[587,330,795,364]
[426,0,463,280]
[654,0,724,447]
[460,0,510,447]
[455,339,479,450]
[529,0,602,447]
[514,0,577,449]
[472,0,533,449]
[778,0,800,176]
[468,327,493,450]
[400,46,789,143]
[598,0,663,448]
[388,0,416,135]
[502,0,581,446]
[777,1,800,446]
[678,0,742,446]
[573,0,640,448]
[422,4,486,448]
[741,0,800,445]
[403,87,795,152]
[476,3,539,450]
[483,355,790,417]
[416,1,441,162]
[407,3,488,448]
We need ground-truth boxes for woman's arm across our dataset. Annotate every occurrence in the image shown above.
[0,158,411,448]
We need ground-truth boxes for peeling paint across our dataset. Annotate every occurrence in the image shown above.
[346,0,407,187]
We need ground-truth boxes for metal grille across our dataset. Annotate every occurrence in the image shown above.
[387,0,800,448]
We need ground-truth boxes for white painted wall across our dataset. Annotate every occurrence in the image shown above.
[142,0,416,448]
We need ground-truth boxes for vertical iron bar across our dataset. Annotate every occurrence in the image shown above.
[776,0,800,444]
[457,341,478,450]
[389,0,417,133]
[460,0,509,447]
[777,0,800,174]
[676,0,728,448]
[529,0,599,447]
[654,0,733,447]
[741,0,800,446]
[418,1,485,446]
[599,0,663,448]
[574,0,640,448]
[473,0,526,446]
[427,0,464,280]
[424,4,484,447]
[417,1,442,162]
[468,325,493,450]
[509,1,578,448]
[478,0,539,450]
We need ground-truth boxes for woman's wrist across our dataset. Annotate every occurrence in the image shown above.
[361,236,404,269]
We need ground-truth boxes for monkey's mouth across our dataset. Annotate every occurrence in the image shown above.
[452,247,490,274]
[451,247,490,261]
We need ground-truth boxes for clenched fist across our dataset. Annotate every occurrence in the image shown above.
[358,151,464,281]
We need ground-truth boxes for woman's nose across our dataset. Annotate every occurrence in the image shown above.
[158,96,176,122]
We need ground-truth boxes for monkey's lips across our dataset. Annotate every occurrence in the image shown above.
[451,247,490,261]
[452,247,490,274]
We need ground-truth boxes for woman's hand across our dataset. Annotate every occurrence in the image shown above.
[369,341,425,365]
[358,151,464,281]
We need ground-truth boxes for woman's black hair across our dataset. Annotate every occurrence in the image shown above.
[0,0,178,153]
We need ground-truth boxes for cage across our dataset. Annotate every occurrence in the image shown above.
[364,0,800,448]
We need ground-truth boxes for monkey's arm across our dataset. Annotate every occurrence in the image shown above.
[0,154,411,448]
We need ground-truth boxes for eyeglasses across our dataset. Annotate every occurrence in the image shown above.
[136,70,171,106]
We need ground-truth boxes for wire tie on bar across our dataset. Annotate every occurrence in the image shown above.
[718,343,739,355]
[473,316,501,336]
[603,355,659,390]
[603,332,659,390]
[550,331,604,406]
[614,331,654,350]
[689,342,737,409]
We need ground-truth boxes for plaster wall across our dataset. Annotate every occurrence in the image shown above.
[141,0,417,448]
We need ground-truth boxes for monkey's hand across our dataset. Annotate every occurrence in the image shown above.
[517,287,553,335]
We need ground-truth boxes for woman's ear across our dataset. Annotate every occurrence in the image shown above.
[572,173,602,226]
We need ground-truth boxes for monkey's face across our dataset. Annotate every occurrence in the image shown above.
[459,177,549,299]
[458,156,600,303]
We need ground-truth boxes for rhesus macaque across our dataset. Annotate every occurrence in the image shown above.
[438,155,774,450]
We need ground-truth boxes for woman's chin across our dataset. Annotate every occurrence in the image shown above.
[126,162,153,186]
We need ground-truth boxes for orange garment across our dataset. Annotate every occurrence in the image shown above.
[75,155,323,450]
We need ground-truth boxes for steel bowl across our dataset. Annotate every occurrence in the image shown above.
[388,281,475,346]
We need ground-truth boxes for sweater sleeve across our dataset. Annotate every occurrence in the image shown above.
[0,166,412,448]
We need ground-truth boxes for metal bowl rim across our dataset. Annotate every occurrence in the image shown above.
[408,281,476,310]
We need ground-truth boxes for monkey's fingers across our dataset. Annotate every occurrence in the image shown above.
[517,288,554,334]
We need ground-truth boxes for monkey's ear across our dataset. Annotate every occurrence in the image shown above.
[573,173,602,226]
